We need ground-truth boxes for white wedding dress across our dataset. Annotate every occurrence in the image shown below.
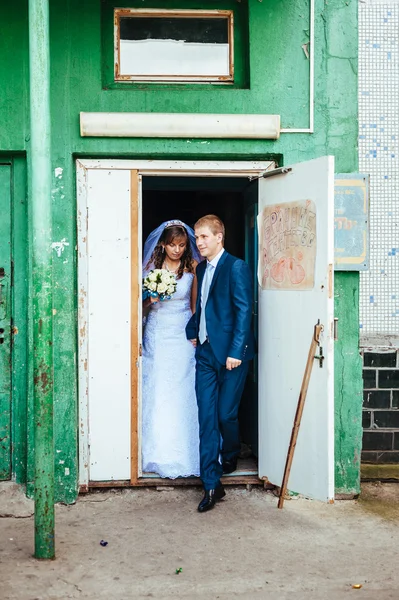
[142,271,200,478]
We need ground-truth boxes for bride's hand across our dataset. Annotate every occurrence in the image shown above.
[143,296,159,308]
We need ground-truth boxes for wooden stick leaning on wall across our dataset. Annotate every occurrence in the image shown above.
[278,321,323,509]
[130,170,140,485]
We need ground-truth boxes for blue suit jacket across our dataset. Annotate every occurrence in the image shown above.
[186,251,255,365]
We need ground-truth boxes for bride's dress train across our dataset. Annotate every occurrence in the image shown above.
[142,271,200,478]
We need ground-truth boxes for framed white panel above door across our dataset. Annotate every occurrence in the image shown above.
[257,156,335,502]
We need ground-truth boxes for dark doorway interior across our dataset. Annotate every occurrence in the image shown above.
[142,176,247,259]
[142,176,258,474]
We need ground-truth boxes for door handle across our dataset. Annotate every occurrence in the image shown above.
[314,346,324,368]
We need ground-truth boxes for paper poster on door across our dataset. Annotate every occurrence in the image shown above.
[257,199,317,290]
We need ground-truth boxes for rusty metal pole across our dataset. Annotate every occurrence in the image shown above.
[28,0,55,559]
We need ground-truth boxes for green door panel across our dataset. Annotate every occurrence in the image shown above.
[0,165,11,480]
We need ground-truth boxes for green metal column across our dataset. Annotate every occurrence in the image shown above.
[28,0,55,559]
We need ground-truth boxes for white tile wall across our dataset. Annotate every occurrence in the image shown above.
[359,0,399,340]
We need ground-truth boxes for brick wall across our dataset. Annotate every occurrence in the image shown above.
[362,350,399,463]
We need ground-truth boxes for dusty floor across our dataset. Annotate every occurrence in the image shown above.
[0,482,398,600]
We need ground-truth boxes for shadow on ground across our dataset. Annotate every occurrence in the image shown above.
[358,482,399,521]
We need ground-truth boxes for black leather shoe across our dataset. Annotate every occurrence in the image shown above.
[222,458,238,474]
[197,486,226,513]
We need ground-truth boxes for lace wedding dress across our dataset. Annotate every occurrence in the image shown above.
[142,271,200,478]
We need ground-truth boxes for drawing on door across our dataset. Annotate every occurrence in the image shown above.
[258,199,317,290]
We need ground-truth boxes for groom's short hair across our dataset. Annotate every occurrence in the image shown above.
[195,215,225,241]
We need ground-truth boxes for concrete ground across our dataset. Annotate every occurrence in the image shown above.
[0,482,398,600]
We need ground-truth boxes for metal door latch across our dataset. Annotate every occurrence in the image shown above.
[333,318,339,341]
[314,346,324,368]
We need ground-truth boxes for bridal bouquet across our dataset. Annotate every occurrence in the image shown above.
[142,269,177,302]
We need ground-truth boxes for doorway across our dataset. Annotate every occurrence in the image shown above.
[77,159,273,491]
[77,157,335,502]
[141,175,259,481]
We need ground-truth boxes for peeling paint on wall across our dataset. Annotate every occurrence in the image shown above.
[51,238,70,257]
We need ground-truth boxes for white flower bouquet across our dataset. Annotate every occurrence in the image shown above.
[142,268,177,302]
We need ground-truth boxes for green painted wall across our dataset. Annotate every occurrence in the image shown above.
[334,272,363,495]
[0,0,361,501]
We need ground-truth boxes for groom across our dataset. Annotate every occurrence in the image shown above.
[186,215,255,513]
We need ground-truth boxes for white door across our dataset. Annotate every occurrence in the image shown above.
[83,168,140,482]
[257,156,335,501]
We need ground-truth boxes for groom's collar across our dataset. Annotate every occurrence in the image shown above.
[207,247,225,269]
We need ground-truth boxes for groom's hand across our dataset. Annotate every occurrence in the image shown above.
[226,357,242,370]
[190,339,197,347]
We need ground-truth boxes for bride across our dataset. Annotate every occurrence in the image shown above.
[141,220,202,478]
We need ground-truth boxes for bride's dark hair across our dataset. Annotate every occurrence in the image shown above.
[148,225,194,280]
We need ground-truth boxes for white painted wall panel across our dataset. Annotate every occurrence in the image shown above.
[87,169,131,481]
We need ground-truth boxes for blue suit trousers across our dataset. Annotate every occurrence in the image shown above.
[195,341,249,490]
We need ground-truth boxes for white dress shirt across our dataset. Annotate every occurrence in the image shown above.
[199,248,225,343]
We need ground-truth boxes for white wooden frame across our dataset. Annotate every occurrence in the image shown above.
[114,8,234,83]
[77,158,274,488]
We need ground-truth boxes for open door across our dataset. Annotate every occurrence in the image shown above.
[257,156,335,501]
[78,167,141,484]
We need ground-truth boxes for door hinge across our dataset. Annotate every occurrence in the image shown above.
[249,166,293,182]
[328,264,333,298]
